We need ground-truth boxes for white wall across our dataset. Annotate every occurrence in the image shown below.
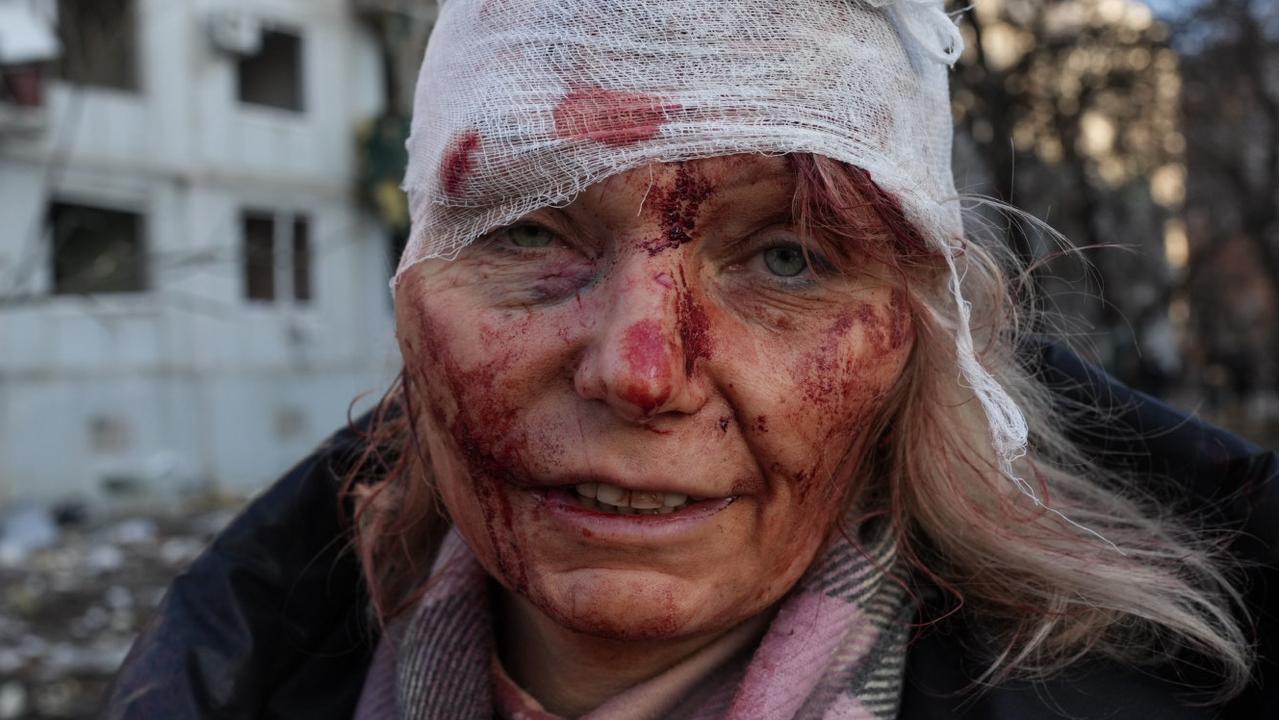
[0,0,399,503]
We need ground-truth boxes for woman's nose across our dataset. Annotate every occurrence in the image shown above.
[573,265,709,422]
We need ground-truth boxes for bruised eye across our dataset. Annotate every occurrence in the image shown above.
[508,224,556,248]
[762,244,809,278]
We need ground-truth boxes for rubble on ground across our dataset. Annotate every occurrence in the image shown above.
[0,500,242,719]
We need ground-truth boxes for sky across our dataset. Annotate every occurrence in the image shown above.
[1141,0,1215,21]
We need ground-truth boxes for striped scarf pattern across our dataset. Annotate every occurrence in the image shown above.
[371,523,911,720]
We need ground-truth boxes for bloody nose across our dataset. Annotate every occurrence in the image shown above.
[615,318,676,416]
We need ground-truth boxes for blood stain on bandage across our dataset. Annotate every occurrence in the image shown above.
[553,84,680,147]
[439,129,482,197]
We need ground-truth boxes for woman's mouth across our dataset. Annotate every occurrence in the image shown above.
[528,481,738,544]
[571,482,695,515]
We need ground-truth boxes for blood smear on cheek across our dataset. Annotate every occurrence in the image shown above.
[853,303,886,354]
[409,299,538,592]
[785,299,906,503]
[853,293,912,358]
[887,289,912,351]
[675,282,713,377]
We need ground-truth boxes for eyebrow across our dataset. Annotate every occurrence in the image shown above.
[698,178,795,229]
[708,164,795,194]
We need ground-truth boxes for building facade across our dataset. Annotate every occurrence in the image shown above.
[0,0,404,502]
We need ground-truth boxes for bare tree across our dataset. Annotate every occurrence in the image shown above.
[951,0,1186,388]
[1174,0,1279,402]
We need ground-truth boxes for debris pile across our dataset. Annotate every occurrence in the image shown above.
[0,502,240,719]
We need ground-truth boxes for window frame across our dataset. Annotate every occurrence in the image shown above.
[240,208,314,306]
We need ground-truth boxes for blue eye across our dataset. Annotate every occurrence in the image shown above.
[762,244,809,278]
[508,224,556,248]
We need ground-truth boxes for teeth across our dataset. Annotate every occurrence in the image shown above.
[575,482,694,512]
[595,483,628,506]
[629,492,663,510]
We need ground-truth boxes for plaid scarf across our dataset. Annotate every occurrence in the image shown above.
[356,522,911,720]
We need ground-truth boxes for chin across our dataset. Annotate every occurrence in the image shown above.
[529,567,722,641]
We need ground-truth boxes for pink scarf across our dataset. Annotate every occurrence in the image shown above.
[355,525,910,720]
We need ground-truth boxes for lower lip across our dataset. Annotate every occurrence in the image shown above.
[535,488,736,543]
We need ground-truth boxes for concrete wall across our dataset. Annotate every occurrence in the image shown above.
[0,0,399,503]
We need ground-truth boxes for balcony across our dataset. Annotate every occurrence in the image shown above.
[0,66,47,134]
[0,0,57,134]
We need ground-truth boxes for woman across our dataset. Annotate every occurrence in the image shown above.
[106,1,1277,718]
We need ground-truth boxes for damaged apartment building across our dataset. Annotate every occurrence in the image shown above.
[0,0,432,503]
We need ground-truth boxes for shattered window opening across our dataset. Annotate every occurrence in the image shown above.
[236,27,304,112]
[55,0,140,91]
[48,201,147,295]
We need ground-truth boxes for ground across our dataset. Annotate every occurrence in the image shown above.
[0,500,242,719]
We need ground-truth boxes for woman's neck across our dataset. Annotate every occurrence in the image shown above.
[496,591,738,718]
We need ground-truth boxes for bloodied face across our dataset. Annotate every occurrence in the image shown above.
[395,155,914,641]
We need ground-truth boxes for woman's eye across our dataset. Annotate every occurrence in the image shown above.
[508,224,556,248]
[761,244,809,278]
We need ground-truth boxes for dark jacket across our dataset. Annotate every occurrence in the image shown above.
[102,344,1279,719]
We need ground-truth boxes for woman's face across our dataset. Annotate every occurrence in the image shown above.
[396,155,913,641]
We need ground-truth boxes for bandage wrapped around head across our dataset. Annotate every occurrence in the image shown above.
[396,0,1030,481]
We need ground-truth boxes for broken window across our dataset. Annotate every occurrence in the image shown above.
[241,210,312,303]
[237,28,304,112]
[48,201,146,295]
[55,0,139,91]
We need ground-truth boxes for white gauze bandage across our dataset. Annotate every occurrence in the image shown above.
[397,0,1044,517]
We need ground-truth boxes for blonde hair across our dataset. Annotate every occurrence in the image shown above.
[799,154,1252,695]
[344,153,1253,698]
